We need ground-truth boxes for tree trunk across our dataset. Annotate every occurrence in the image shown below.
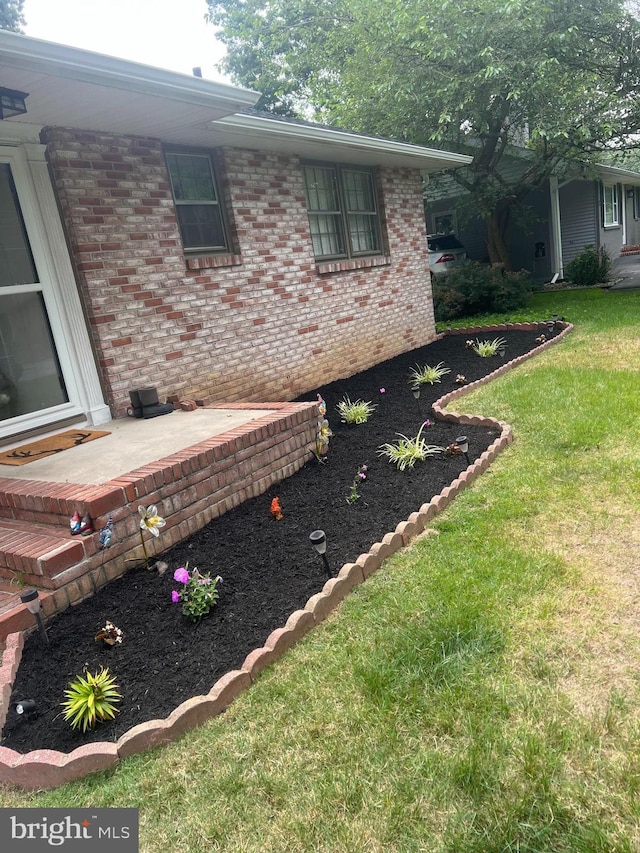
[484,201,513,269]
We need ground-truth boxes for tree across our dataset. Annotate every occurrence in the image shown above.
[0,0,24,33]
[208,0,640,266]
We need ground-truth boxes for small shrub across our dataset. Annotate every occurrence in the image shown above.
[61,667,121,731]
[565,245,611,287]
[336,396,377,424]
[377,423,444,471]
[408,362,450,386]
[172,565,222,621]
[432,261,537,321]
[471,337,506,357]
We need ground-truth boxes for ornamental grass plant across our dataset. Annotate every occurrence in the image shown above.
[2,289,639,853]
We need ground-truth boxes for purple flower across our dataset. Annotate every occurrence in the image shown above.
[358,472,367,480]
[423,419,432,427]
[379,387,386,394]
[171,590,180,604]
[173,567,190,584]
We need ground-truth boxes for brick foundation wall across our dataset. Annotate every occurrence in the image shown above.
[42,128,436,417]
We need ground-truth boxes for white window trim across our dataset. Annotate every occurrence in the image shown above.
[602,183,620,228]
[0,142,109,438]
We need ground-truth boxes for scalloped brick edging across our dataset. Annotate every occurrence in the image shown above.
[0,322,572,790]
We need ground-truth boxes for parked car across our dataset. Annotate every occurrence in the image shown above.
[427,234,467,274]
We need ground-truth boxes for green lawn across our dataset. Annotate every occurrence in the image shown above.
[2,288,639,853]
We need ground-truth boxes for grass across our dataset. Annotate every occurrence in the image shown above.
[2,288,639,853]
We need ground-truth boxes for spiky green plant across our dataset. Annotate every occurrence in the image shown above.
[408,361,451,386]
[377,423,444,471]
[336,396,377,425]
[61,667,121,732]
[471,337,507,357]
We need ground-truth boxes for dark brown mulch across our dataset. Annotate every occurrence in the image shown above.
[2,325,558,754]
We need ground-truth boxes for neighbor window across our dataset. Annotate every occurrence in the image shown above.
[166,149,229,252]
[633,187,640,220]
[302,163,382,260]
[602,183,620,228]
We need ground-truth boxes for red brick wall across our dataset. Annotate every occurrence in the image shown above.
[42,128,436,417]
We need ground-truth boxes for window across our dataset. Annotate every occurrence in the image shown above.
[633,187,640,220]
[602,183,620,228]
[302,163,382,260]
[432,211,457,235]
[166,150,228,252]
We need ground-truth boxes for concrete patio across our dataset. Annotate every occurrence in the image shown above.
[0,402,319,639]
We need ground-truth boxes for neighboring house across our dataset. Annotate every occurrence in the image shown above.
[425,158,640,280]
[0,31,472,443]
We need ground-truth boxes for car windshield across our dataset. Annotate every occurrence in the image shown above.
[428,235,463,251]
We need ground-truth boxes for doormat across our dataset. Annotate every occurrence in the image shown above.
[0,429,111,466]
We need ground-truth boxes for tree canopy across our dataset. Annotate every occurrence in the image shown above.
[0,0,24,32]
[209,0,640,266]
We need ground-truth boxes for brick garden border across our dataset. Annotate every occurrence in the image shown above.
[0,322,572,790]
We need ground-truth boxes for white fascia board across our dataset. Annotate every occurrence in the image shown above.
[597,163,640,185]
[0,30,260,112]
[212,113,473,170]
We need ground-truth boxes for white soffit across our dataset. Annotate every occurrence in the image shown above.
[207,113,473,172]
[0,31,471,171]
[0,31,260,137]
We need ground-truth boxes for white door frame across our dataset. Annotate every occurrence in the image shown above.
[0,131,110,439]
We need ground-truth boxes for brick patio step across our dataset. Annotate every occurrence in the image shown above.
[0,520,86,584]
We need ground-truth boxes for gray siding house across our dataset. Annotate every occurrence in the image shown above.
[425,162,640,280]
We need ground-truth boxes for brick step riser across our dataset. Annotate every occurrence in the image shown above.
[0,404,318,640]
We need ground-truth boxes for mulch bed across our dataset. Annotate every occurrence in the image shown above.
[2,325,558,754]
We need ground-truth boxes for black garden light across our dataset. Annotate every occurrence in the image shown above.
[411,384,422,418]
[19,588,49,645]
[456,435,470,465]
[547,321,554,336]
[15,699,37,716]
[309,529,332,578]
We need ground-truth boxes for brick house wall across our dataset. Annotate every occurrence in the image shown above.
[42,127,436,418]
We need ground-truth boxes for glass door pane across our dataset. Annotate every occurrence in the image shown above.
[0,164,69,424]
[0,292,68,421]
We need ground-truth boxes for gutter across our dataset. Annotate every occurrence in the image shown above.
[212,113,474,168]
[0,31,260,111]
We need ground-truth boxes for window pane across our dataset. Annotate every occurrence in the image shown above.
[176,204,225,250]
[0,291,68,421]
[603,184,618,226]
[303,166,340,212]
[0,163,38,286]
[343,169,376,213]
[309,213,344,257]
[348,213,379,254]
[167,153,216,202]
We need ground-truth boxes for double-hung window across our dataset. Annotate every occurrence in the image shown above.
[602,183,620,228]
[166,149,229,253]
[302,163,382,260]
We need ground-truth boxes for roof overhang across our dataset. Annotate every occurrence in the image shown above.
[0,30,260,138]
[596,163,640,186]
[0,31,472,173]
[207,113,474,173]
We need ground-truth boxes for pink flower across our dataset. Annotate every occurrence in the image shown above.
[171,590,180,604]
[173,567,190,584]
[379,388,386,393]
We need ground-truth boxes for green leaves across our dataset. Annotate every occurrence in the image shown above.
[210,0,640,267]
[61,667,121,732]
